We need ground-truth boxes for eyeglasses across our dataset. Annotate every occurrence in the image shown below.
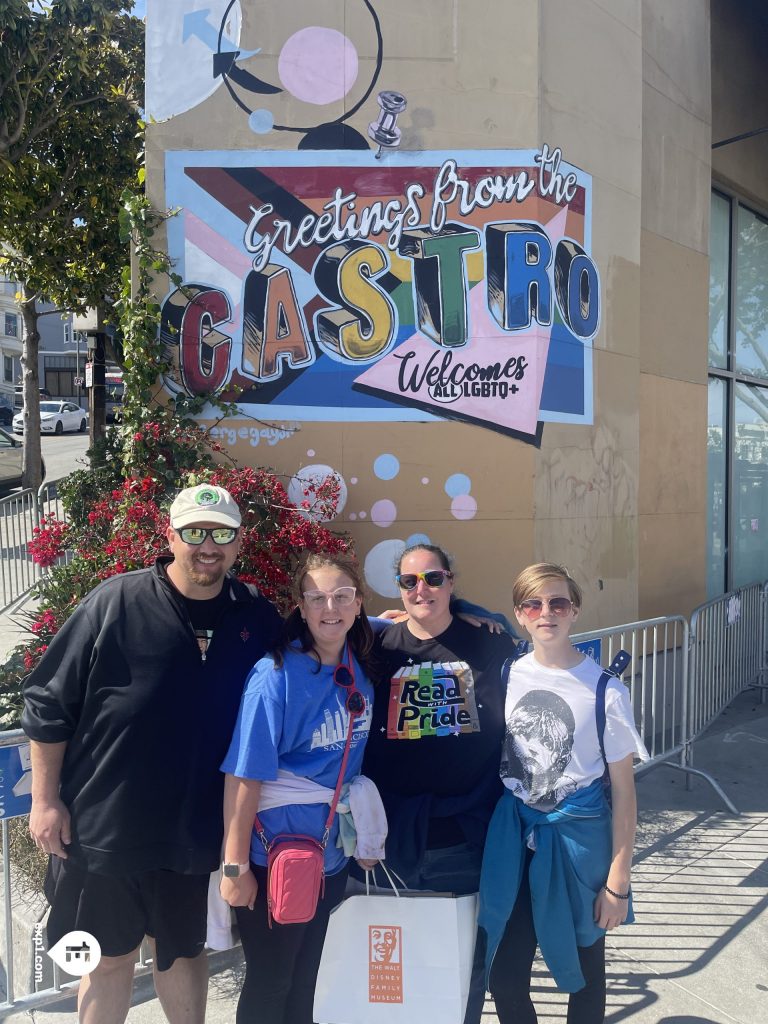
[396,570,454,591]
[302,587,357,608]
[518,597,574,619]
[334,658,367,717]
[177,526,239,546]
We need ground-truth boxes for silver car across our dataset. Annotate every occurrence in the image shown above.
[0,426,45,493]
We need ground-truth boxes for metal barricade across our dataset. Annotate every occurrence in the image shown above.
[688,582,768,748]
[0,493,38,613]
[0,730,158,1019]
[572,614,738,814]
[0,480,68,615]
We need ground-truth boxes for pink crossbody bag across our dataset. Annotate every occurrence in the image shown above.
[253,646,363,927]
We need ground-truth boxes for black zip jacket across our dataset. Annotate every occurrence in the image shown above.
[22,558,282,876]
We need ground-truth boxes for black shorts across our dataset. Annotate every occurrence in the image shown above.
[45,858,209,971]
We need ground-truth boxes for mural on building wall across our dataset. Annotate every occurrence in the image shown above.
[146,0,383,150]
[160,147,598,442]
[147,0,602,601]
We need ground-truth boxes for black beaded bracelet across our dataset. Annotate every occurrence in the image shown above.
[604,884,630,900]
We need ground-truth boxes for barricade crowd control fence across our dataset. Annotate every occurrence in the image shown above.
[1,582,768,1017]
[0,480,67,615]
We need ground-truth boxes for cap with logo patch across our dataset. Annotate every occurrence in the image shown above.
[169,485,242,530]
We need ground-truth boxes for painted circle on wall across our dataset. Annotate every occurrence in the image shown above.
[450,494,478,520]
[371,499,397,528]
[364,539,407,599]
[278,27,359,105]
[287,464,347,520]
[445,473,472,498]
[373,453,400,481]
[406,533,431,547]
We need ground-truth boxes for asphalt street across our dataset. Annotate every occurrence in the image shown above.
[39,433,90,486]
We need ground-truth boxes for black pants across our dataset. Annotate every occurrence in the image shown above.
[489,859,606,1024]
[234,862,349,1024]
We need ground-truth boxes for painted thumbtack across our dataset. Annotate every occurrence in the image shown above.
[368,90,407,158]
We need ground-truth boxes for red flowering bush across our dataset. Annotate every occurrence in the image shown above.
[8,415,351,695]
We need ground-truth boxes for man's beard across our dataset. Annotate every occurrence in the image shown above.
[188,559,224,587]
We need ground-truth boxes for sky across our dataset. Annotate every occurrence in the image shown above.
[129,0,146,18]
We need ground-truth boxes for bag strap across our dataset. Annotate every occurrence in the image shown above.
[595,649,631,771]
[254,643,357,850]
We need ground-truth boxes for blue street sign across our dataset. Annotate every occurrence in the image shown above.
[574,638,602,665]
[0,742,33,820]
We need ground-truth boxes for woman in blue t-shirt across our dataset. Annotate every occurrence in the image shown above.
[220,553,379,1024]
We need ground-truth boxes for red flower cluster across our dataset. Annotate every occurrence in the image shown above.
[23,644,48,672]
[28,516,71,568]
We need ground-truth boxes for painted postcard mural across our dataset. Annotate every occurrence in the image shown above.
[161,146,598,443]
[146,0,603,605]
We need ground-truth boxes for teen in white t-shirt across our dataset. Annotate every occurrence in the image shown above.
[481,563,648,1024]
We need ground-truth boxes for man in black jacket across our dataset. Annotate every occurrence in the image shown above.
[23,484,283,1024]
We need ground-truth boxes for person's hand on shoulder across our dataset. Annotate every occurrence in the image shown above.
[378,609,408,622]
[456,612,502,633]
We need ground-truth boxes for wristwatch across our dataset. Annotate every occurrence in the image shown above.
[222,862,251,878]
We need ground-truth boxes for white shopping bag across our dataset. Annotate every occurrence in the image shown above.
[314,890,477,1024]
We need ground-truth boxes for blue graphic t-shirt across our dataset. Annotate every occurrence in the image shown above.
[221,646,373,874]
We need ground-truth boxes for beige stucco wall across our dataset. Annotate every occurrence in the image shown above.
[144,0,730,626]
[637,0,711,619]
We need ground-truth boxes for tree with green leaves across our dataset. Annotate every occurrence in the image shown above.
[0,1,143,488]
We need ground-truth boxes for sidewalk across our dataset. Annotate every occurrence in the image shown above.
[21,687,767,1023]
[0,593,37,666]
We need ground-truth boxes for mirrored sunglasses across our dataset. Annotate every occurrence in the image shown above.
[518,597,574,620]
[178,527,238,546]
[396,570,454,591]
[302,586,357,608]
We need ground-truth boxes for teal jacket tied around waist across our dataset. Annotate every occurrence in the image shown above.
[478,779,634,993]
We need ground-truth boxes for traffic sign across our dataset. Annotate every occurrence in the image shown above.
[0,742,33,820]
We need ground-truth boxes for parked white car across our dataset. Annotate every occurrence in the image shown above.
[13,401,89,436]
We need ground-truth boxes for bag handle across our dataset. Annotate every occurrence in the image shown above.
[365,861,407,897]
[254,642,358,851]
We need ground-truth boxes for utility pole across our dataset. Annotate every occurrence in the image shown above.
[73,307,107,464]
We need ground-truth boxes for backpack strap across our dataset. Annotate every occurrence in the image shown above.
[501,638,529,684]
[595,649,631,771]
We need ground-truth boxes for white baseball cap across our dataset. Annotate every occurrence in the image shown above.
[169,485,242,529]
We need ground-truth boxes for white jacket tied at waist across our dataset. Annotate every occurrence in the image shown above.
[207,770,388,950]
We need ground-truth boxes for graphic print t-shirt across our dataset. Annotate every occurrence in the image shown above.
[500,653,649,811]
[363,619,516,843]
[184,589,230,660]
[221,646,374,873]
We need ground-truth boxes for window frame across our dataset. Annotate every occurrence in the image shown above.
[710,185,768,594]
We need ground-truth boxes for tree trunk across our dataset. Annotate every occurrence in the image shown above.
[19,288,43,491]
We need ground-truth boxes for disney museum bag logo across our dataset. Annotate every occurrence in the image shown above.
[314,873,477,1024]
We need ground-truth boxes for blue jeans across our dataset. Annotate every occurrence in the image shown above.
[412,842,487,1024]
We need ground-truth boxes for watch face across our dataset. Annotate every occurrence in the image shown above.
[223,864,240,878]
